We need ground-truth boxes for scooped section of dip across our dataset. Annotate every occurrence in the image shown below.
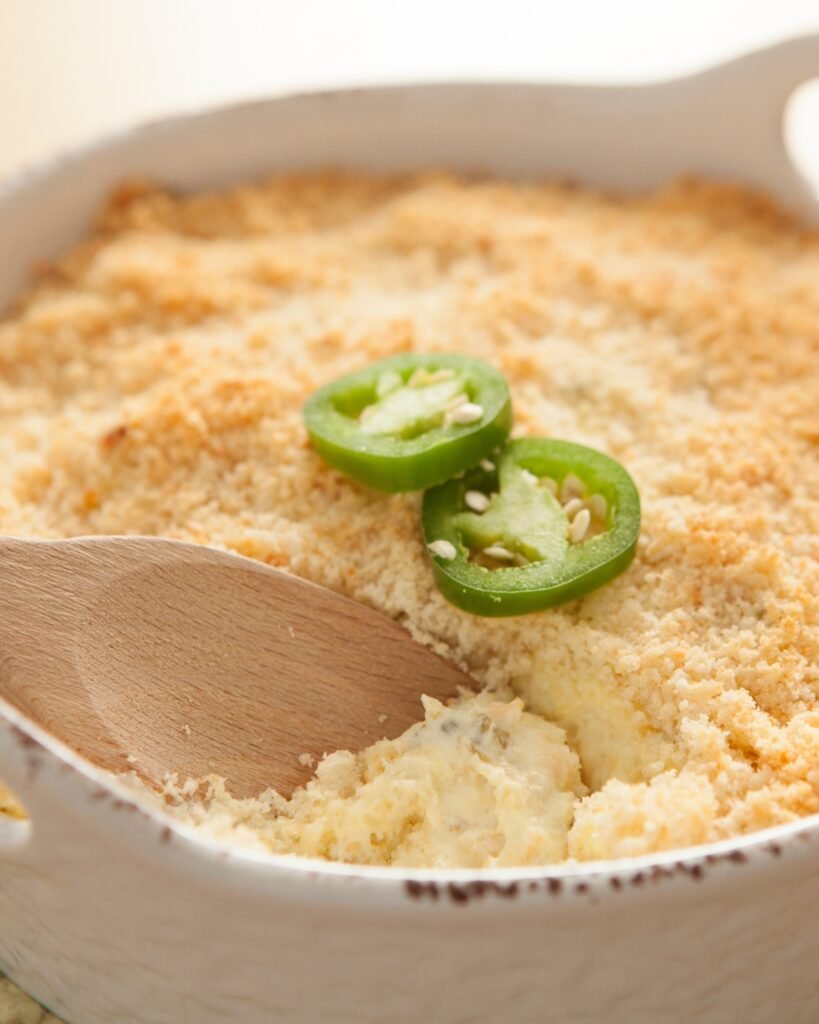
[144,692,585,868]
[1,171,817,867]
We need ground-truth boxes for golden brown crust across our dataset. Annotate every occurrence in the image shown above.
[0,172,816,863]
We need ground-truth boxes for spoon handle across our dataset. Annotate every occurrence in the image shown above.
[0,536,143,773]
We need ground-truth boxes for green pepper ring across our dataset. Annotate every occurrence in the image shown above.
[304,353,512,492]
[422,438,641,616]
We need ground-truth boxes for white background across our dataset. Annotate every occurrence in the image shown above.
[0,0,818,188]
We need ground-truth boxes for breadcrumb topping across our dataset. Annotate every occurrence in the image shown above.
[1,171,817,866]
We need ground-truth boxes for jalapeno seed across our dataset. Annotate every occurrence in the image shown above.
[465,490,491,512]
[445,402,484,426]
[428,539,457,560]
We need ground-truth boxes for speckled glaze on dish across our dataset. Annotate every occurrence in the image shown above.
[1,35,818,1024]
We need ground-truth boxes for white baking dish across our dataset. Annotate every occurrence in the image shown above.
[1,34,818,1024]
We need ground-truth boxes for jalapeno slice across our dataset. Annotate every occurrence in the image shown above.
[304,354,512,492]
[422,438,640,616]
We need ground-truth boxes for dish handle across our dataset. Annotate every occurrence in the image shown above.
[0,706,46,857]
[666,33,819,215]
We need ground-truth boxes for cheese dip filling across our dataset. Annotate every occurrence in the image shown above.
[0,172,817,868]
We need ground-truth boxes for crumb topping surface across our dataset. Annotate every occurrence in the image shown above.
[1,172,817,866]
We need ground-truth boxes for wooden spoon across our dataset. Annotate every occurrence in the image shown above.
[0,535,472,798]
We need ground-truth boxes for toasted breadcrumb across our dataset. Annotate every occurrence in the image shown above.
[0,976,61,1023]
[0,782,25,819]
[0,171,817,867]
